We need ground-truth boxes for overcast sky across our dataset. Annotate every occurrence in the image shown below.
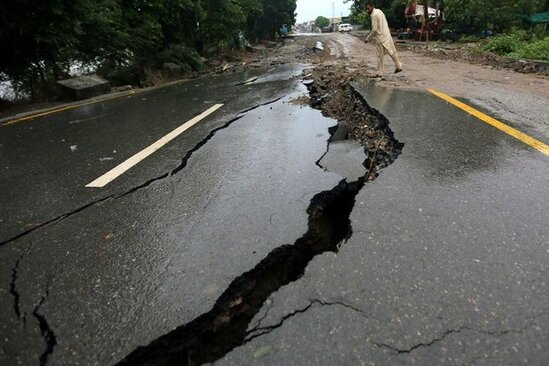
[295,0,353,23]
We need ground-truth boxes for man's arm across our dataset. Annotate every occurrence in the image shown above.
[366,11,379,42]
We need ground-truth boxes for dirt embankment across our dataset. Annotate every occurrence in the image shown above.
[396,41,549,77]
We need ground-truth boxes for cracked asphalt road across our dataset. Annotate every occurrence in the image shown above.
[218,81,548,366]
[0,66,353,365]
[1,34,548,366]
[0,67,303,245]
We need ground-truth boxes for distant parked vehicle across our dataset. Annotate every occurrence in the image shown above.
[280,24,289,37]
[321,25,334,33]
[338,23,352,32]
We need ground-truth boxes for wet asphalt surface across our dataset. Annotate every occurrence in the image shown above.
[0,66,345,365]
[0,67,301,243]
[219,81,549,365]
[0,65,548,365]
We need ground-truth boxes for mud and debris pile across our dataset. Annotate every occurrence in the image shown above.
[305,65,403,180]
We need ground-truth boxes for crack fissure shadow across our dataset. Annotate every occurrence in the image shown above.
[118,177,363,366]
[32,286,57,366]
[9,256,24,321]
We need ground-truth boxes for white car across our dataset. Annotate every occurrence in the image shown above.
[338,23,352,32]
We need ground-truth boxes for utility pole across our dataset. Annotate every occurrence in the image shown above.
[424,0,429,48]
[332,1,335,27]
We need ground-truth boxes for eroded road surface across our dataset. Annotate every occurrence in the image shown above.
[0,34,548,365]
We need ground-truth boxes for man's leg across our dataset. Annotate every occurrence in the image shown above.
[389,51,403,71]
[376,43,385,76]
[382,42,403,72]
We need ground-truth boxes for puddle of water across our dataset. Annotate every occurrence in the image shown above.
[319,140,366,181]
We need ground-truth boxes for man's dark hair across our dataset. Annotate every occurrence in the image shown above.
[365,1,375,6]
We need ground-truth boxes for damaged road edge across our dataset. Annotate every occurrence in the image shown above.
[115,72,403,366]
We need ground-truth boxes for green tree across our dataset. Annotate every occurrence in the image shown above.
[200,0,246,49]
[345,0,409,28]
[347,0,548,32]
[0,0,299,99]
[443,0,546,32]
[257,0,297,39]
[0,0,131,96]
[315,16,330,29]
[239,0,265,41]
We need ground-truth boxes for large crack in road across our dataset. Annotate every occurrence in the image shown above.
[116,71,403,366]
[118,178,366,365]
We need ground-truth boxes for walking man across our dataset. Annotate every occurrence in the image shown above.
[364,2,403,76]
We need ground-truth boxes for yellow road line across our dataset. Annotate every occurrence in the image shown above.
[428,89,549,156]
[1,90,137,127]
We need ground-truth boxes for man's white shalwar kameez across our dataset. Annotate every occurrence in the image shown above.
[367,8,402,75]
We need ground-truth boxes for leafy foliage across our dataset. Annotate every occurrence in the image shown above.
[0,0,297,99]
[508,38,549,61]
[346,0,548,61]
[346,0,548,32]
[315,16,330,29]
[257,0,296,39]
[482,32,549,60]
[443,0,546,32]
[482,34,522,54]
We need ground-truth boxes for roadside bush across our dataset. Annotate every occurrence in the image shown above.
[508,37,549,61]
[482,34,521,54]
[481,31,549,61]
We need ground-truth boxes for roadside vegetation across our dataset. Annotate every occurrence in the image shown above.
[315,16,330,30]
[346,0,548,60]
[481,31,549,61]
[0,0,296,101]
